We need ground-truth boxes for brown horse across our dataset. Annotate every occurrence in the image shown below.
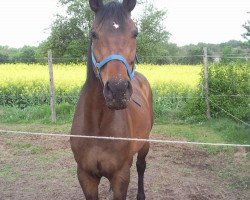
[70,0,153,199]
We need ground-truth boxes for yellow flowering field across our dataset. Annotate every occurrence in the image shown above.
[0,63,202,106]
[137,64,201,87]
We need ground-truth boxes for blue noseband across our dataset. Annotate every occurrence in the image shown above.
[91,47,137,81]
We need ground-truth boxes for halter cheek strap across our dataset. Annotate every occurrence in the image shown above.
[91,47,137,80]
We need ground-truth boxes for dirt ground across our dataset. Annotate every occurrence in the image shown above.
[0,133,249,200]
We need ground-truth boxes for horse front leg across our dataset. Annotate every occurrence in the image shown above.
[136,142,149,200]
[77,165,100,200]
[110,166,131,200]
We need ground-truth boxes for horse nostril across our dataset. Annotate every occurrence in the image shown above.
[106,81,110,89]
[104,81,113,100]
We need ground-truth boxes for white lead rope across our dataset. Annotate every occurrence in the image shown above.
[0,129,249,147]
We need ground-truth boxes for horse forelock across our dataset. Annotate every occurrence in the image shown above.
[95,1,129,29]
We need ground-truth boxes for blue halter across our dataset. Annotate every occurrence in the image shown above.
[91,47,137,81]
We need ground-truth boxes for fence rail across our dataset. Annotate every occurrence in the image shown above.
[1,54,249,62]
[0,129,249,147]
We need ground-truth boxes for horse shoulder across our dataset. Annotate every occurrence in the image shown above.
[129,72,154,153]
[132,72,153,116]
[133,72,152,97]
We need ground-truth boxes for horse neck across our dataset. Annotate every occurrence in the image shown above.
[84,42,105,106]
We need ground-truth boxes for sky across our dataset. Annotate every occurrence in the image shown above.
[0,0,249,48]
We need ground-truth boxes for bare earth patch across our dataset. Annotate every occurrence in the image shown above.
[0,133,249,200]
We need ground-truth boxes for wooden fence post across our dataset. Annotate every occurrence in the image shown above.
[48,50,56,122]
[203,47,211,119]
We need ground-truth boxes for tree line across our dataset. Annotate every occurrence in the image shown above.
[0,0,249,65]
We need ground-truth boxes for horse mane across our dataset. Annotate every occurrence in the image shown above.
[86,37,95,84]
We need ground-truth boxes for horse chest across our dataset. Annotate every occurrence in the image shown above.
[80,142,131,177]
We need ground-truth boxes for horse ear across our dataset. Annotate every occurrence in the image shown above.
[89,0,103,13]
[122,0,137,12]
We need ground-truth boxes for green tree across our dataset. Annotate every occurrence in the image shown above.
[0,46,10,63]
[242,17,250,42]
[19,46,37,63]
[0,45,37,63]
[0,53,9,63]
[177,44,203,64]
[136,1,170,64]
[39,0,94,63]
[41,0,111,63]
[44,16,86,62]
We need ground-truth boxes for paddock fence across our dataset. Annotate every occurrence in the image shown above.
[0,49,250,200]
[0,48,249,144]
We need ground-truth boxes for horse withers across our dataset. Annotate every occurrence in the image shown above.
[70,0,154,199]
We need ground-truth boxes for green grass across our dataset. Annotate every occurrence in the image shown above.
[153,118,250,154]
[1,104,249,148]
[229,177,249,190]
[213,156,249,191]
[5,140,46,155]
[154,119,250,145]
[34,150,69,165]
[1,114,249,155]
[0,164,21,182]
[0,103,74,124]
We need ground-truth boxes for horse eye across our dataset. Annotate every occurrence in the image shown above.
[91,32,98,39]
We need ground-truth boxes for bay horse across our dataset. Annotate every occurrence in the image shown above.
[70,0,153,199]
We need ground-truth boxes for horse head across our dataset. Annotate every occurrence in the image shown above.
[89,0,138,110]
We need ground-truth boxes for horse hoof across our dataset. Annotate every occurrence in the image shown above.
[137,194,145,200]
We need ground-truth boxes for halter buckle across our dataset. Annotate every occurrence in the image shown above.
[93,64,100,78]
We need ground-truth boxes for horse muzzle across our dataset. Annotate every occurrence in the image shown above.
[103,77,133,110]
